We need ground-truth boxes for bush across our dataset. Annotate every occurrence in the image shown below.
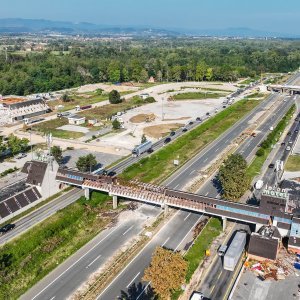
[256,148,265,157]
[109,90,122,104]
[144,96,156,103]
[112,119,121,129]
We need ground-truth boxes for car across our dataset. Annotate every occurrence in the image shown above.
[281,142,286,146]
[251,132,257,137]
[107,171,116,177]
[269,126,274,131]
[15,152,27,159]
[182,127,188,132]
[196,117,202,122]
[295,129,299,133]
[268,163,275,168]
[189,121,194,125]
[147,148,154,154]
[223,105,227,108]
[170,131,176,136]
[189,291,204,300]
[218,244,228,256]
[164,137,171,144]
[0,223,15,234]
[287,131,292,136]
[288,140,293,144]
[215,109,219,113]
[286,146,291,151]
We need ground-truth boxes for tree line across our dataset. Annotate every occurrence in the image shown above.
[0,38,299,96]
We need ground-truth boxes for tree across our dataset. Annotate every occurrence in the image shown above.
[61,93,71,102]
[0,137,6,154]
[7,134,29,155]
[141,134,147,144]
[109,90,122,104]
[218,154,250,201]
[51,145,63,164]
[76,154,97,172]
[139,69,149,83]
[195,61,207,81]
[143,247,188,299]
[205,68,214,81]
[112,119,121,130]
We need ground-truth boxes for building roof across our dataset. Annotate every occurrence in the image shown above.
[68,114,86,120]
[21,160,48,186]
[248,233,279,260]
[0,97,45,109]
[288,236,300,249]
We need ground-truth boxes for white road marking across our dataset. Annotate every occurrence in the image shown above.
[189,170,196,175]
[174,215,203,252]
[136,282,151,300]
[203,158,208,162]
[86,254,102,268]
[215,147,219,153]
[161,237,170,247]
[122,225,134,236]
[49,297,55,300]
[31,224,122,300]
[184,213,191,221]
[174,184,179,189]
[126,272,141,288]
[205,192,209,196]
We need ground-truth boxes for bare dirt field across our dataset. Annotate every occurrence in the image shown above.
[129,113,156,123]
[143,123,183,139]
[76,83,139,94]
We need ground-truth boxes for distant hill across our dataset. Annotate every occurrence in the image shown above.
[0,18,298,38]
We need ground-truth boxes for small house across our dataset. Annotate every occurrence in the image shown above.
[68,114,86,125]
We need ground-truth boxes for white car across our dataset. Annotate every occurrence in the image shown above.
[286,146,291,151]
[15,153,27,159]
[190,291,204,300]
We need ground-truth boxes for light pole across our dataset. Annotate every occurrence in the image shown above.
[162,97,164,121]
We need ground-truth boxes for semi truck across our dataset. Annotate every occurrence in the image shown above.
[132,140,152,157]
[75,105,92,111]
[223,231,247,271]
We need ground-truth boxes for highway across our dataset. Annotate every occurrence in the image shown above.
[21,205,162,300]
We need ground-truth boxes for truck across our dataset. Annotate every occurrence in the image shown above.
[132,140,152,157]
[24,117,44,125]
[75,105,92,111]
[223,231,247,271]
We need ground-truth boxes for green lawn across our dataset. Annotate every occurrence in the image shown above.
[0,192,118,299]
[122,99,261,183]
[285,155,300,172]
[173,92,226,100]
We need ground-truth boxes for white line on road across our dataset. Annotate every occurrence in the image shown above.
[161,237,170,247]
[174,215,203,252]
[189,170,196,175]
[184,213,191,221]
[174,184,179,189]
[203,158,208,162]
[215,147,219,153]
[136,282,151,300]
[126,272,141,288]
[31,224,122,300]
[122,225,134,236]
[49,297,55,300]
[205,192,209,196]
[86,254,102,269]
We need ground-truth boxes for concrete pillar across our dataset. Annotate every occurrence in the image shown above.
[113,195,118,209]
[222,217,227,231]
[164,204,169,217]
[84,188,90,200]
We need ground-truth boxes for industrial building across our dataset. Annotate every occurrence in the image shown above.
[0,96,50,125]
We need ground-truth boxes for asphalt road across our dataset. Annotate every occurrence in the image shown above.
[21,205,162,300]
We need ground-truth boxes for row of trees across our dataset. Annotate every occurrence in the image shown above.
[0,135,29,156]
[1,39,299,95]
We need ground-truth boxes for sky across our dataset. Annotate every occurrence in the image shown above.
[1,0,300,35]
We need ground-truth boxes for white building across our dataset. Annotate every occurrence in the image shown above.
[68,114,86,125]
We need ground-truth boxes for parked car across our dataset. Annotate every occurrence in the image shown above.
[170,131,176,136]
[182,127,188,132]
[189,121,194,125]
[164,137,171,144]
[281,142,286,146]
[196,117,202,122]
[0,223,15,234]
[206,112,210,116]
[286,146,291,151]
[15,153,27,159]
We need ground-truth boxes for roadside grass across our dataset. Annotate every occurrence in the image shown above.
[245,92,266,99]
[121,99,260,183]
[0,191,118,299]
[246,104,295,179]
[285,155,300,172]
[173,92,226,100]
[172,218,222,299]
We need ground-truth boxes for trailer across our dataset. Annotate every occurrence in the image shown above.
[75,105,92,111]
[132,140,152,156]
[223,231,247,271]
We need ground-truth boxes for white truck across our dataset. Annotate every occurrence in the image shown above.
[132,140,153,157]
[223,231,247,271]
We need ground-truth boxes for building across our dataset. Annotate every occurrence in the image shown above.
[140,93,150,100]
[248,226,281,261]
[0,96,50,125]
[68,114,86,125]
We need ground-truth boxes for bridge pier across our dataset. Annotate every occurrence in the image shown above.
[113,195,118,209]
[84,188,90,200]
[222,217,227,231]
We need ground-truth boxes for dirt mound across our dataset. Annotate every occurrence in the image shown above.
[130,113,156,123]
[144,123,183,139]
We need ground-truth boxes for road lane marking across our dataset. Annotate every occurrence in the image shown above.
[49,297,55,300]
[122,225,134,236]
[136,282,151,300]
[86,254,102,268]
[31,224,122,300]
[96,210,181,300]
[203,158,208,162]
[210,284,216,294]
[184,213,191,221]
[215,147,219,153]
[217,271,222,280]
[126,272,141,288]
[189,170,196,175]
[174,215,203,252]
[161,237,170,247]
[205,192,209,196]
[174,184,179,189]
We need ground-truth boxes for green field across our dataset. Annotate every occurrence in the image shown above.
[122,99,261,183]
[0,192,118,299]
[173,92,226,100]
[285,155,300,172]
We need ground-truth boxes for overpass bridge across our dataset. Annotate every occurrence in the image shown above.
[267,84,300,95]
[56,168,298,236]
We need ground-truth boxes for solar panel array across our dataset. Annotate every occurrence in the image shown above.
[0,187,41,218]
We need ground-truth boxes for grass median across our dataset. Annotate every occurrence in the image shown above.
[246,104,295,179]
[122,99,261,183]
[0,192,122,299]
[173,92,226,100]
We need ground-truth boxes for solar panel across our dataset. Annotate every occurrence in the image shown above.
[25,189,38,202]
[0,202,10,218]
[15,193,30,207]
[6,198,20,213]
